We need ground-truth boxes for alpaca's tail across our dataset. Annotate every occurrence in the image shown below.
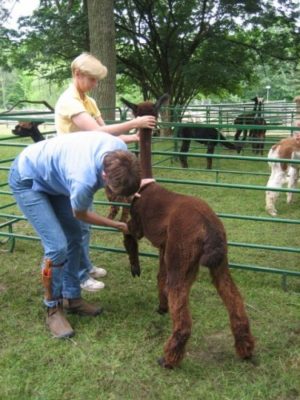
[218,131,241,152]
[199,217,227,269]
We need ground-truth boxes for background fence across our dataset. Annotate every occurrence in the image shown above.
[0,101,299,290]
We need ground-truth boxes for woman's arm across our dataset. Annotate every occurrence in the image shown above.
[72,112,155,135]
[74,209,129,234]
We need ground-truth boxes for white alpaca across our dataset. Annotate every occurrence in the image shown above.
[265,137,300,216]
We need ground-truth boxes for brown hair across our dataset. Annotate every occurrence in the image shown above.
[103,151,141,196]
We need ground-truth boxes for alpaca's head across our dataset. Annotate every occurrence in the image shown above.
[12,121,44,142]
[257,97,264,105]
[251,96,259,104]
[251,96,264,105]
[120,94,169,118]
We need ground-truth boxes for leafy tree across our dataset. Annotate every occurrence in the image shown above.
[14,0,88,81]
[87,0,116,119]
[1,0,299,113]
[114,0,300,109]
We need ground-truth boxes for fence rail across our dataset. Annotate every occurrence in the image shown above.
[0,105,299,290]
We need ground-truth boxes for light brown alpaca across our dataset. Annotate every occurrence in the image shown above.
[122,95,255,369]
[266,137,300,216]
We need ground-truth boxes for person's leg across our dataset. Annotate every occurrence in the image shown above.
[78,206,107,291]
[8,165,74,338]
[49,196,103,316]
[78,219,92,282]
[48,195,82,299]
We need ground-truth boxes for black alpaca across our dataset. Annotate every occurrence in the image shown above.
[234,96,259,141]
[12,121,45,142]
[178,127,239,169]
[249,99,267,155]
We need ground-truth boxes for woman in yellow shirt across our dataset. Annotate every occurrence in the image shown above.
[55,52,156,292]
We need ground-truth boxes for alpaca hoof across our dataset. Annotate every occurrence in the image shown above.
[266,208,277,217]
[157,306,168,315]
[130,265,141,277]
[245,355,260,366]
[157,357,173,369]
[236,337,255,360]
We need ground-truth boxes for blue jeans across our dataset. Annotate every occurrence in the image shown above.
[9,159,82,307]
[78,218,93,283]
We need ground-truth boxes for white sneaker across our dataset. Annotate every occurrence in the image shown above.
[90,266,107,279]
[80,277,105,292]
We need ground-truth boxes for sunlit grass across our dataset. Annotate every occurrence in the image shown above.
[0,136,299,400]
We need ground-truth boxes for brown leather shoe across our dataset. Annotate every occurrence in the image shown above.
[46,305,74,338]
[63,297,103,316]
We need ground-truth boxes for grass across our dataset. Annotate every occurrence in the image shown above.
[0,135,300,400]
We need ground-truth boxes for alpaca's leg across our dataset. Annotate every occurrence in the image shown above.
[158,242,199,368]
[249,130,255,153]
[123,234,141,277]
[234,129,241,141]
[287,166,299,204]
[158,283,193,368]
[206,144,214,169]
[259,132,266,155]
[157,247,169,314]
[242,129,248,141]
[265,163,286,216]
[249,131,257,154]
[179,140,191,168]
[107,205,120,220]
[120,205,130,222]
[209,260,255,359]
[105,186,119,220]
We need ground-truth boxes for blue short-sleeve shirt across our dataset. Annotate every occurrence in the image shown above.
[17,131,127,211]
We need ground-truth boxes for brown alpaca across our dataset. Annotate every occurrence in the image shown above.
[265,136,300,216]
[121,95,255,369]
[249,98,267,155]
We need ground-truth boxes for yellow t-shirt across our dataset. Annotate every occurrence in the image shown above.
[55,83,101,134]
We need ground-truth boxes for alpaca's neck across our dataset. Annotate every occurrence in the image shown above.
[257,103,262,118]
[31,129,44,143]
[252,102,258,114]
[139,128,153,179]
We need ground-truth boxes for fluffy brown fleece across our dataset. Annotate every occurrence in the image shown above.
[121,95,255,369]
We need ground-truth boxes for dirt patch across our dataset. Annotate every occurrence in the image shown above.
[187,331,233,363]
[0,284,7,293]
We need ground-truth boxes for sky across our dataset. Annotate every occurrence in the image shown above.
[3,0,40,28]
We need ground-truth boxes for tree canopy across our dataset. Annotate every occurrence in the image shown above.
[1,0,299,108]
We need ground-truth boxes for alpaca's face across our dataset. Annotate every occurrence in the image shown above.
[12,122,36,137]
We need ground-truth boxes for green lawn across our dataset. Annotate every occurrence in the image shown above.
[0,136,299,400]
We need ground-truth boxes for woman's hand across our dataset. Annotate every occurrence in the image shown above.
[134,115,156,129]
[117,222,129,234]
[120,132,140,143]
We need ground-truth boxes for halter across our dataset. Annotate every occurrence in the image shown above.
[133,178,156,199]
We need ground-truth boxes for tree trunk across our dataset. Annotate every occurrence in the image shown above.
[87,0,116,120]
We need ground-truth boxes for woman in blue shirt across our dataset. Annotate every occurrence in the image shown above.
[9,131,141,339]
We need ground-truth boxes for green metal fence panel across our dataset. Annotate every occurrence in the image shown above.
[0,104,299,288]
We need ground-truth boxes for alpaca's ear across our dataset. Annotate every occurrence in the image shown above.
[120,97,139,115]
[154,94,169,114]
